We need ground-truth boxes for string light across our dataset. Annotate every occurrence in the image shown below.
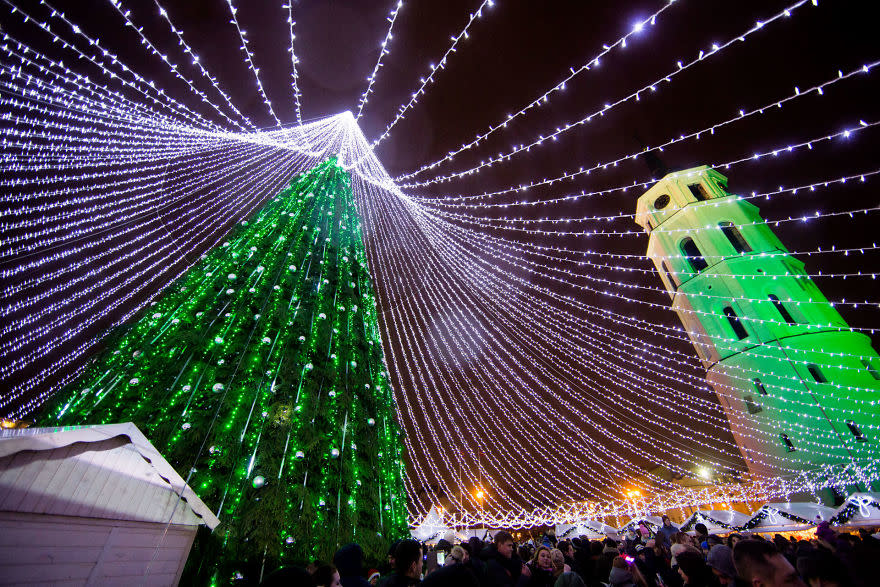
[2,0,877,534]
[355,0,404,122]
[395,0,681,181]
[224,0,283,127]
[371,0,496,147]
[283,1,304,125]
[403,59,877,190]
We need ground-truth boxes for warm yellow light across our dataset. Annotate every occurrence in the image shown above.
[475,489,485,500]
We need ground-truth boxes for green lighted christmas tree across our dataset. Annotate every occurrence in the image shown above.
[40,158,409,580]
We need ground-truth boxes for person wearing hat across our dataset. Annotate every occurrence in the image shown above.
[707,545,740,586]
[657,515,678,547]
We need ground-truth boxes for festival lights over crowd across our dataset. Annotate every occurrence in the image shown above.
[1,0,879,529]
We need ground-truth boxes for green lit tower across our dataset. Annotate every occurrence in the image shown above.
[634,165,880,496]
[41,158,409,581]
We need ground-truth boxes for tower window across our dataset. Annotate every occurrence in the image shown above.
[680,237,708,272]
[723,306,748,340]
[780,433,796,452]
[744,395,762,414]
[688,182,711,201]
[846,420,867,442]
[719,221,752,253]
[753,378,768,395]
[807,364,828,383]
[654,194,671,209]
[768,294,797,324]
[862,358,880,381]
[661,260,678,288]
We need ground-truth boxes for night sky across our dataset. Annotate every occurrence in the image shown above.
[2,0,879,518]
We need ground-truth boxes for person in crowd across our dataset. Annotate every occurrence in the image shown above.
[368,570,381,586]
[334,543,372,587]
[795,546,853,587]
[422,545,481,587]
[315,565,343,587]
[675,550,719,587]
[525,546,557,587]
[383,539,424,587]
[694,524,710,551]
[550,548,570,577]
[581,540,609,587]
[706,545,739,586]
[726,534,743,550]
[670,533,697,567]
[445,546,468,567]
[658,516,678,548]
[382,541,402,576]
[481,530,523,587]
[557,540,581,578]
[554,571,586,587]
[733,540,806,587]
[608,556,637,587]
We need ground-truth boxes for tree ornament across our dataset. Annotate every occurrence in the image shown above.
[182,422,191,430]
[132,351,143,358]
[252,476,266,489]
[305,363,313,371]
[213,383,225,393]
[151,313,161,320]
[226,288,235,295]
[295,450,305,460]
[367,418,376,426]
[298,336,306,342]
[129,378,139,385]
[262,337,272,344]
[228,273,236,280]
[330,448,340,458]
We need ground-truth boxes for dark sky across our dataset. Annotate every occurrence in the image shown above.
[2,0,879,519]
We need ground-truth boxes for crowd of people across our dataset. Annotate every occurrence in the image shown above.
[264,515,880,587]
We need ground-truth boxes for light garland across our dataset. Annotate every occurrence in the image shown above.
[283,1,304,125]
[371,0,496,147]
[224,0,283,127]
[394,0,681,181]
[355,0,403,122]
[2,0,877,534]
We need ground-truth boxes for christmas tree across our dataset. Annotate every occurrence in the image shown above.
[40,157,409,581]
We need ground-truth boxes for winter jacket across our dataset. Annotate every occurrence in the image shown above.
[480,545,523,587]
[608,567,636,587]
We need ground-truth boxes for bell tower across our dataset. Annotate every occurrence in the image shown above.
[635,165,880,494]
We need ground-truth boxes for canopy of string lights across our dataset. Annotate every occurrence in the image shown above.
[2,0,878,529]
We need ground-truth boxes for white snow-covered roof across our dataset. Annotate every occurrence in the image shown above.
[745,502,837,532]
[557,520,619,540]
[684,509,750,533]
[411,506,453,544]
[832,492,880,527]
[0,423,219,529]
